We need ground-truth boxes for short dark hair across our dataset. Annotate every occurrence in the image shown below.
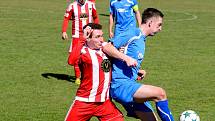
[83,23,102,38]
[83,23,102,30]
[141,8,164,24]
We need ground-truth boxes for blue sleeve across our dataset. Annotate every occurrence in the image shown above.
[109,0,113,14]
[110,30,134,49]
[133,0,138,5]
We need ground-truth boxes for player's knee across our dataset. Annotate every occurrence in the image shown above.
[157,87,167,100]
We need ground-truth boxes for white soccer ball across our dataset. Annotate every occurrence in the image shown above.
[179,110,200,121]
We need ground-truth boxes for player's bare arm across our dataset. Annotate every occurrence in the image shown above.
[109,14,114,38]
[135,10,142,27]
[133,5,141,27]
[102,42,137,67]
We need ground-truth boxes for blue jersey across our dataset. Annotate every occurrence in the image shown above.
[110,0,138,35]
[110,28,146,88]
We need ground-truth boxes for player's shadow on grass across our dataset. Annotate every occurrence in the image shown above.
[99,13,109,17]
[41,73,76,83]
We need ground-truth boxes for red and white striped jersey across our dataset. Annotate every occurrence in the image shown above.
[89,0,96,3]
[62,1,99,38]
[72,0,95,1]
[74,46,112,102]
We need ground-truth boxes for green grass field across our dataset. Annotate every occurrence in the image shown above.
[0,0,215,120]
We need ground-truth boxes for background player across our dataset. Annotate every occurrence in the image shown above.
[109,0,141,38]
[61,0,99,84]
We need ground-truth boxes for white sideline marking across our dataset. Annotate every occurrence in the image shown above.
[164,10,198,22]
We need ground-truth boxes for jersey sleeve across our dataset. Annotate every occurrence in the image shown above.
[132,0,139,12]
[68,37,86,65]
[64,4,73,19]
[92,3,99,23]
[133,0,138,6]
[62,4,73,32]
[109,30,134,49]
[132,4,139,12]
[109,1,114,15]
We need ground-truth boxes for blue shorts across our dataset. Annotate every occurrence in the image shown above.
[110,80,154,115]
[110,80,141,103]
[123,101,154,117]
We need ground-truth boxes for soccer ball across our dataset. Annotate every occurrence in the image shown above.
[179,110,200,121]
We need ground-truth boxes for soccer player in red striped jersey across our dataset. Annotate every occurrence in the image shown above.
[62,0,99,84]
[64,23,133,121]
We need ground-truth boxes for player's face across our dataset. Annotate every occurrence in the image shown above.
[88,30,104,49]
[148,17,163,36]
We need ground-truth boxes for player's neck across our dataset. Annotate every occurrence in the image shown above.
[139,25,147,37]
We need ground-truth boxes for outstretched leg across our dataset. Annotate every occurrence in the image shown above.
[133,85,174,121]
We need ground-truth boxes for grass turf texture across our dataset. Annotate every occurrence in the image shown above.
[0,0,215,120]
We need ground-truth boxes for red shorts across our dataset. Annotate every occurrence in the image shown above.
[64,100,124,121]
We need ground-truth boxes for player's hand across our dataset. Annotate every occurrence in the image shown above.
[137,69,146,80]
[83,26,93,41]
[119,46,125,53]
[62,32,68,40]
[109,31,114,38]
[124,56,137,67]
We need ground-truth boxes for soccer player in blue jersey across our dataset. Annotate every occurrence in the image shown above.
[103,8,174,121]
[109,0,141,38]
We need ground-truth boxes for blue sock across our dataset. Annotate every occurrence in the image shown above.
[156,100,174,121]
